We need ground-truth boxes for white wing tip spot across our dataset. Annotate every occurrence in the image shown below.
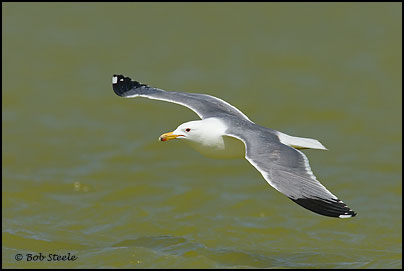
[112,76,118,84]
[339,214,353,218]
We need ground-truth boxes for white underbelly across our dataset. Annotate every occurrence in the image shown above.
[186,135,245,159]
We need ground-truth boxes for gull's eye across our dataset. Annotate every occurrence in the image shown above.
[185,128,191,132]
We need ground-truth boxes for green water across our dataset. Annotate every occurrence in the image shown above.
[2,3,402,268]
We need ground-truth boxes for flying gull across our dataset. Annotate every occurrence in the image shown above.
[112,74,356,218]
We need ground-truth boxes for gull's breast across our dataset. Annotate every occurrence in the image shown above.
[186,135,245,159]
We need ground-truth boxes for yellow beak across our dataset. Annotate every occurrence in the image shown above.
[159,131,182,141]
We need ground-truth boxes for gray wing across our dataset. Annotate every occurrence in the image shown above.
[228,131,356,218]
[112,74,252,122]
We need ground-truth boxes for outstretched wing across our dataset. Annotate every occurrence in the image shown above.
[112,74,252,122]
[228,132,356,218]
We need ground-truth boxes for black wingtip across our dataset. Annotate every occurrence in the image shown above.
[112,74,148,97]
[290,197,357,218]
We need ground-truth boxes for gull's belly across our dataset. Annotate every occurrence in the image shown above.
[186,135,245,159]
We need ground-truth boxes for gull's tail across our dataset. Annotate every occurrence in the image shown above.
[277,132,328,150]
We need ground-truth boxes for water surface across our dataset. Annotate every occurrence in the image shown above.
[3,3,402,268]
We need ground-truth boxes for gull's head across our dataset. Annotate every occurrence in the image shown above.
[158,118,226,144]
[159,120,204,143]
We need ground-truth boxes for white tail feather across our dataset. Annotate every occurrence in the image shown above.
[277,132,327,150]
